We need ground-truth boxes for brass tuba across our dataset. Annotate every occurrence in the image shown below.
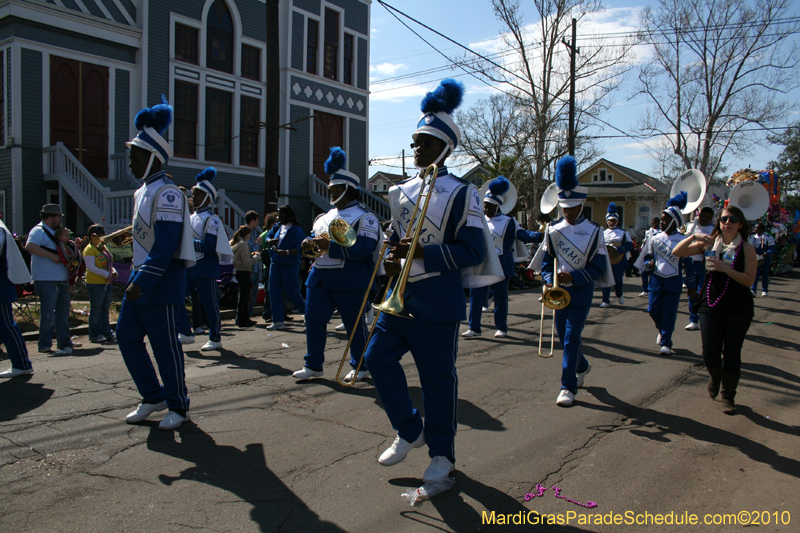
[303,218,357,258]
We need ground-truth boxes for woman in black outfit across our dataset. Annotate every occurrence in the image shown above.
[673,205,756,414]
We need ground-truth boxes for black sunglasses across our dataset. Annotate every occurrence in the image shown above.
[719,216,739,224]
[410,139,437,150]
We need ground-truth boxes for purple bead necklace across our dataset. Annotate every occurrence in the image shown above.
[706,241,742,308]
[524,483,597,508]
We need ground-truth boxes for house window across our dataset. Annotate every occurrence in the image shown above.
[592,174,598,182]
[607,173,613,182]
[614,205,624,224]
[0,53,4,146]
[207,0,234,74]
[638,206,651,230]
[343,33,354,85]
[175,23,199,64]
[241,44,261,81]
[306,19,319,75]
[323,8,339,80]
[239,96,260,167]
[599,169,607,182]
[174,81,198,158]
[205,87,232,163]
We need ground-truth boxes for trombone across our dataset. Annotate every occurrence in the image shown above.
[538,236,571,358]
[335,163,439,386]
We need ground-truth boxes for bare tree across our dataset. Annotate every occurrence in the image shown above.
[458,0,632,217]
[635,0,800,182]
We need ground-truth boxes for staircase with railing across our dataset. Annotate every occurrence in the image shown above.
[309,173,391,221]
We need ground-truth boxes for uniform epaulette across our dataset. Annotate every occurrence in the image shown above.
[396,176,416,186]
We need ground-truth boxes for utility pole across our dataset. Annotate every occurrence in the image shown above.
[401,149,406,177]
[562,18,579,156]
[264,0,280,214]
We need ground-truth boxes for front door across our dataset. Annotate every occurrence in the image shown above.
[50,56,109,178]
[312,111,344,182]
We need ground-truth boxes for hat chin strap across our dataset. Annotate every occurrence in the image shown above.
[329,186,348,206]
[141,152,156,180]
[415,145,450,170]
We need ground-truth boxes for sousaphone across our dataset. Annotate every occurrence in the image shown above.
[728,181,770,221]
[671,169,708,215]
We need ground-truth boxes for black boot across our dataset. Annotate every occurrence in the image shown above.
[707,365,723,399]
[720,372,740,415]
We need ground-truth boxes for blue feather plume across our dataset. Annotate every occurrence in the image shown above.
[488,176,510,196]
[607,202,617,215]
[667,191,688,210]
[196,167,217,184]
[420,79,465,115]
[134,95,173,136]
[324,147,346,175]
[555,156,578,191]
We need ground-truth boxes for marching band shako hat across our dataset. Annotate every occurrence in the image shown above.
[663,191,688,229]
[606,202,619,221]
[126,96,173,177]
[193,167,218,206]
[484,176,511,207]
[555,156,588,208]
[324,147,360,189]
[413,79,464,150]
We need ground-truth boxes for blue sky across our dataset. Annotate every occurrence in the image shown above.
[366,0,800,181]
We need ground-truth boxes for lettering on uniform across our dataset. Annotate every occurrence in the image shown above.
[400,207,410,226]
[556,240,583,266]
[133,221,148,241]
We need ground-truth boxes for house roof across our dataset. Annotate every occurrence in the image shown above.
[584,183,663,196]
[581,159,671,196]
[369,171,407,184]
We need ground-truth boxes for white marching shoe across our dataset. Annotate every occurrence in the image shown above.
[618,296,625,305]
[179,334,195,345]
[556,390,575,407]
[266,322,285,330]
[292,367,324,380]
[0,367,33,378]
[423,456,455,483]
[344,369,369,383]
[126,400,168,423]
[335,323,346,332]
[379,432,426,466]
[599,302,610,308]
[158,411,190,430]
[461,329,481,337]
[761,291,768,297]
[201,340,222,351]
[639,291,648,297]
[685,322,700,331]
[494,330,507,338]
[660,345,672,355]
[576,364,591,388]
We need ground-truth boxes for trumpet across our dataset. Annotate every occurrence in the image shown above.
[102,225,133,245]
[538,237,571,357]
[335,163,439,385]
[303,218,357,258]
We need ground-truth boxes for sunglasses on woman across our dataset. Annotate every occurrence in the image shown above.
[719,216,739,224]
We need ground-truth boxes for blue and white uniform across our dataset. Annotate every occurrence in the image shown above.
[364,167,488,462]
[640,231,694,348]
[186,207,223,342]
[0,220,32,372]
[468,214,541,333]
[303,200,380,371]
[640,227,660,293]
[749,232,776,293]
[601,226,633,303]
[684,220,714,323]
[117,171,194,412]
[266,222,307,324]
[539,215,608,393]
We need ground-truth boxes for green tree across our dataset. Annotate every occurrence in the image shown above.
[768,122,800,198]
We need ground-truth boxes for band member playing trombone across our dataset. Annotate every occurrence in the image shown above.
[463,176,542,338]
[530,156,611,407]
[363,80,502,488]
[683,206,715,330]
[292,148,380,382]
[600,203,633,307]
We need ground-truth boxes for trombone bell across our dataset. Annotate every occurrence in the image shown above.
[542,287,570,310]
[373,289,412,318]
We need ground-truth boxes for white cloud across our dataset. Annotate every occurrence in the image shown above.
[370,62,407,76]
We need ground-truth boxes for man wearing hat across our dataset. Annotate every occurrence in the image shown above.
[292,147,380,382]
[25,204,80,355]
[463,176,542,338]
[0,217,34,377]
[364,80,502,489]
[635,192,696,355]
[600,203,633,307]
[117,97,196,430]
[531,156,611,407]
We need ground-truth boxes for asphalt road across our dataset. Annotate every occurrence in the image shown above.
[1,272,798,532]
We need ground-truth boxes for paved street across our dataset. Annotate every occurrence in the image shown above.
[1,273,798,532]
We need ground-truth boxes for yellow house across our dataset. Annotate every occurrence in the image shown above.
[578,159,670,239]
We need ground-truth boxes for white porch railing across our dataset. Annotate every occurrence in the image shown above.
[215,189,247,236]
[110,152,141,188]
[309,174,391,221]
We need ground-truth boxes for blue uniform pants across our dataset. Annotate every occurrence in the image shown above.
[364,315,459,462]
[649,287,681,348]
[468,278,509,333]
[117,298,189,411]
[189,278,220,342]
[641,269,651,292]
[269,263,306,324]
[304,284,368,371]
[602,264,626,302]
[0,302,31,370]
[555,305,591,393]
[687,260,704,324]
[752,256,771,292]
[34,280,73,351]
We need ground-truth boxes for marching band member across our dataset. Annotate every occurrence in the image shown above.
[749,223,775,296]
[264,205,306,330]
[0,218,33,378]
[600,203,633,307]
[118,97,196,430]
[639,218,660,297]
[293,148,380,382]
[463,176,542,338]
[186,168,233,351]
[364,80,502,488]
[635,192,696,356]
[683,207,715,330]
[530,156,611,407]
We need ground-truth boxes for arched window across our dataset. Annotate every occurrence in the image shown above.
[207,0,234,73]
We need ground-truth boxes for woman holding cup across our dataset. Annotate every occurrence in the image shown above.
[673,205,756,414]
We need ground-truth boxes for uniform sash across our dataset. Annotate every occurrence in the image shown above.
[132,177,195,270]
